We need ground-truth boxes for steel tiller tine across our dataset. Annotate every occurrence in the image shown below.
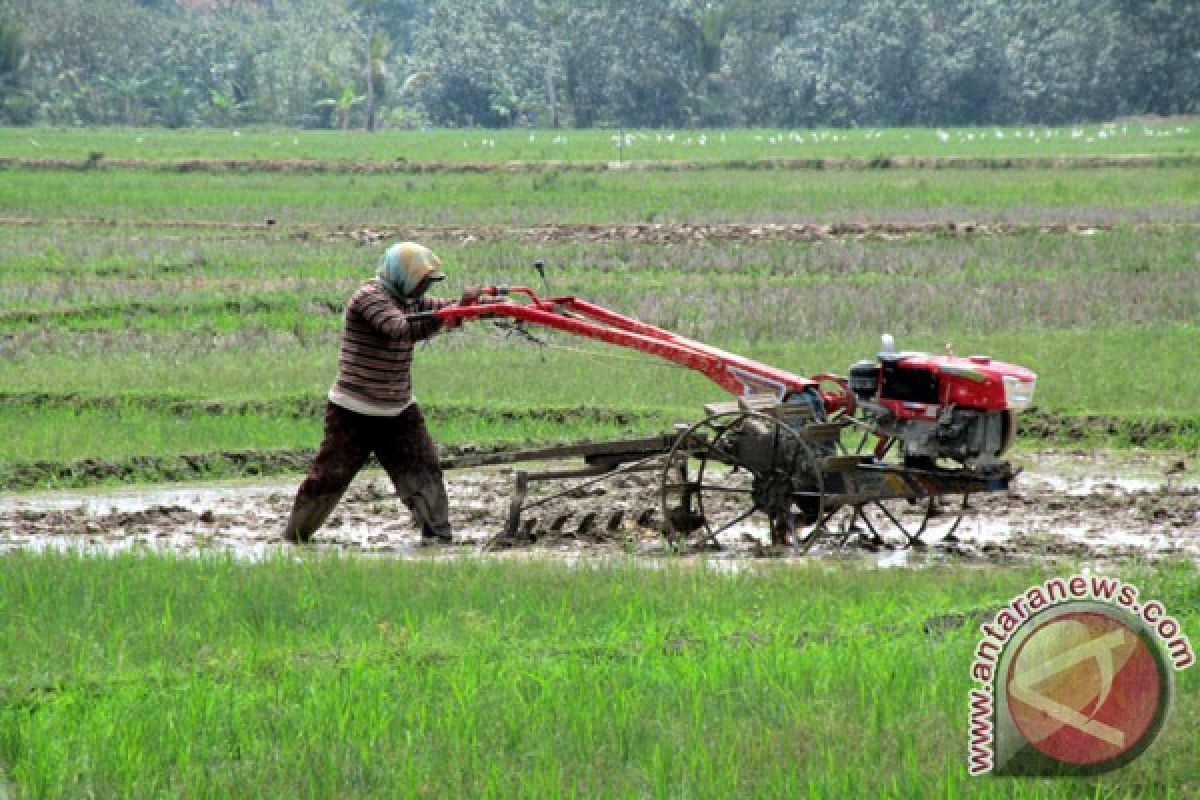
[797,508,836,553]
[846,505,871,545]
[858,504,891,546]
[505,471,530,536]
[691,505,759,550]
[874,499,923,547]
[772,509,797,548]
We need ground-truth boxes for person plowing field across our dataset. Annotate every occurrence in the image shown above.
[283,242,484,545]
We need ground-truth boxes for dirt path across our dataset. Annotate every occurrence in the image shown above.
[3,217,1195,245]
[2,154,1195,174]
[1,451,1196,566]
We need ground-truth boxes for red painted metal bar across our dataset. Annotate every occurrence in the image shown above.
[438,288,833,403]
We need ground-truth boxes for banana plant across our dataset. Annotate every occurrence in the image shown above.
[314,83,364,130]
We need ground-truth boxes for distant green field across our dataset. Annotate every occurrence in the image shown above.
[2,553,1196,798]
[2,123,1197,162]
[2,165,1197,225]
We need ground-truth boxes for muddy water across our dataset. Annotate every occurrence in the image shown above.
[1,451,1196,566]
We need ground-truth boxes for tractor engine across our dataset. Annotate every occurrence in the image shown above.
[848,346,1037,473]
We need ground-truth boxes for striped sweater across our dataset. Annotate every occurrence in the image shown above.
[327,280,452,416]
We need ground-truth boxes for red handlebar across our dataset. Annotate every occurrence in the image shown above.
[432,288,850,413]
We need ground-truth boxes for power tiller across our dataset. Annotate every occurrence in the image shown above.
[416,281,1036,552]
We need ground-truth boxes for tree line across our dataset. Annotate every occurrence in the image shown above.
[1,0,1196,129]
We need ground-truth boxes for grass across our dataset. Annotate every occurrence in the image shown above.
[0,553,1196,798]
[1,166,1197,225]
[3,123,1198,162]
[0,402,668,464]
[0,325,1195,413]
[1,224,1198,472]
[2,227,1197,325]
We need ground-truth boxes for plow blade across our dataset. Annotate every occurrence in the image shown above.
[820,460,1017,507]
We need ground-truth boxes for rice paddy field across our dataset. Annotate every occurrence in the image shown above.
[1,124,1198,797]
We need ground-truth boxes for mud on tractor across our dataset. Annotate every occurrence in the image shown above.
[424,280,1036,552]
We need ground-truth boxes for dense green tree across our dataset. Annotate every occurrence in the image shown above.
[0,0,1195,128]
[0,16,31,123]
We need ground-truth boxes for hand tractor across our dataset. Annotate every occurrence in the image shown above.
[419,276,1037,553]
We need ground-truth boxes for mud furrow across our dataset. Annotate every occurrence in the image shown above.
[2,217,1195,245]
[2,462,1197,564]
[2,155,1196,174]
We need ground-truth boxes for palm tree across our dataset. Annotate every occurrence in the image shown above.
[0,19,28,95]
[363,30,389,132]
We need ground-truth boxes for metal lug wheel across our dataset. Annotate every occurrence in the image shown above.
[660,410,824,551]
[809,493,970,551]
[825,426,971,549]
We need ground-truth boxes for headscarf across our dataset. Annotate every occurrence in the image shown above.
[377,242,445,299]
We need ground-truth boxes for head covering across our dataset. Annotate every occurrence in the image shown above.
[377,242,445,298]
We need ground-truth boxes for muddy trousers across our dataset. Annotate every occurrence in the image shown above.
[284,402,451,543]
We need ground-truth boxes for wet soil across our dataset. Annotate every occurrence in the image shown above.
[2,155,1195,174]
[2,217,1194,246]
[1,451,1196,567]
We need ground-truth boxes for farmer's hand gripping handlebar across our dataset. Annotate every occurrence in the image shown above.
[422,285,853,415]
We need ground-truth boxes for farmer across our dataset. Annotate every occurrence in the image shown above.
[283,241,481,545]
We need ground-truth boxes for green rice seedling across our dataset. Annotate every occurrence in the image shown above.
[2,166,1196,225]
[0,554,1195,797]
